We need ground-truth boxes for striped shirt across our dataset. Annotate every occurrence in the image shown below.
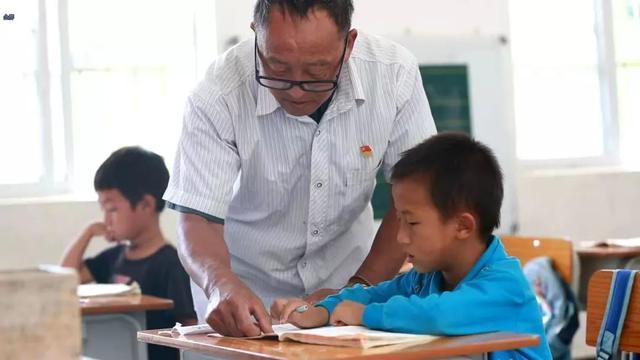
[164,32,436,308]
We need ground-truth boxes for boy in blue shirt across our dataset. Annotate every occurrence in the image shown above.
[272,133,551,359]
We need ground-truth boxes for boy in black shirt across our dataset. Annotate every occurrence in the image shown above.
[61,146,197,360]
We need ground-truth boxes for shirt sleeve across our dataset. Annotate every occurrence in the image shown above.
[361,267,536,336]
[84,246,123,283]
[163,92,240,219]
[164,254,197,321]
[382,61,437,181]
[315,271,415,315]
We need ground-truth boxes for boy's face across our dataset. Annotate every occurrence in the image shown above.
[97,189,146,242]
[391,178,460,273]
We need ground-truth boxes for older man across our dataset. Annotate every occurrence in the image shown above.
[165,0,436,337]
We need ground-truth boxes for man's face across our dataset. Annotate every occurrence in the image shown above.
[255,6,356,116]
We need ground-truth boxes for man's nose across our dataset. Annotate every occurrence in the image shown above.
[286,85,306,99]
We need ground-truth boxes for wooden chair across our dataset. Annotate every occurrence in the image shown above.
[500,235,574,285]
[586,270,640,353]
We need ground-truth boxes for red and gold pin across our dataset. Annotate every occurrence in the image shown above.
[360,144,373,158]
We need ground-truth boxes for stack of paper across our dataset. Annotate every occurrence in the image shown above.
[77,283,141,298]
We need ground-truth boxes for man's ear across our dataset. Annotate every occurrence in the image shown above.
[455,212,477,239]
[343,28,358,63]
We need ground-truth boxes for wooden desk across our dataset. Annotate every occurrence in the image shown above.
[576,245,640,258]
[138,329,539,360]
[80,294,174,315]
[82,295,174,360]
[576,245,640,307]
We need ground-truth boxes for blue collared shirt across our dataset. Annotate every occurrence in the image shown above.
[317,236,552,359]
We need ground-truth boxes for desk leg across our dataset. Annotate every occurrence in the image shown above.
[83,312,148,360]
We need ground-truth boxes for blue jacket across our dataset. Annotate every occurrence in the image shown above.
[317,236,552,360]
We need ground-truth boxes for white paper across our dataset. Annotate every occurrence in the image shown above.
[77,283,140,298]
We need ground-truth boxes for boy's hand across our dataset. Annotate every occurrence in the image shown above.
[329,300,364,326]
[271,298,329,328]
[84,222,110,240]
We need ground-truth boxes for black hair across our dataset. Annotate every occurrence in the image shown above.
[391,133,504,240]
[94,146,169,213]
[253,0,354,35]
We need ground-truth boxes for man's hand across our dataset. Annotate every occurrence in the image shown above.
[303,288,339,304]
[205,271,273,337]
[329,300,364,326]
[270,298,329,329]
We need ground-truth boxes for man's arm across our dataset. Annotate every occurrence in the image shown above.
[352,197,405,285]
[176,213,273,337]
[60,222,106,284]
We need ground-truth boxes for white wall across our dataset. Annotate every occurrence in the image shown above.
[0,199,178,270]
[517,169,640,242]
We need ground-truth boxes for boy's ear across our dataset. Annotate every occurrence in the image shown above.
[139,194,157,213]
[455,212,476,239]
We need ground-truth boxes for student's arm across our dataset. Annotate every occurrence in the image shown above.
[315,271,415,315]
[275,272,414,328]
[362,269,531,335]
[61,222,107,284]
[176,213,272,337]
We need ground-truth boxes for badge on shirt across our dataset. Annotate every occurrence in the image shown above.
[360,144,373,158]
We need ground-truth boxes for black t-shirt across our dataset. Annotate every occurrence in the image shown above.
[85,244,196,360]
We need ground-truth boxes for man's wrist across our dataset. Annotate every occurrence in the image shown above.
[344,274,372,288]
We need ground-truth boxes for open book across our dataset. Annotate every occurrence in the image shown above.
[77,282,141,298]
[200,323,437,349]
[580,237,640,248]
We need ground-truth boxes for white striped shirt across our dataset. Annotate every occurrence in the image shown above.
[164,32,436,307]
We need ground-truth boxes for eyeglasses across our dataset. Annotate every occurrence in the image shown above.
[254,34,348,92]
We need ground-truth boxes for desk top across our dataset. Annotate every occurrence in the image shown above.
[576,245,640,258]
[81,294,173,315]
[138,329,539,360]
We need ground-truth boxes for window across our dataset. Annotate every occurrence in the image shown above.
[0,0,216,198]
[0,1,49,193]
[613,0,640,168]
[509,0,613,164]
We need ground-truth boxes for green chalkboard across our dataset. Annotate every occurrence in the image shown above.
[371,65,472,219]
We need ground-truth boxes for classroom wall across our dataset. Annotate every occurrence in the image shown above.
[214,0,510,52]
[0,200,178,271]
[517,169,640,242]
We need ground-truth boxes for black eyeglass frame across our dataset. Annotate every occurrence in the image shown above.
[254,33,349,92]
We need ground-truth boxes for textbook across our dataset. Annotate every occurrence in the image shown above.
[203,324,438,349]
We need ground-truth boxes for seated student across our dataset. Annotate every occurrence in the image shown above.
[61,146,197,360]
[271,133,552,359]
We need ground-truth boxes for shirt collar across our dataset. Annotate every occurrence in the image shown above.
[427,235,506,294]
[255,57,367,119]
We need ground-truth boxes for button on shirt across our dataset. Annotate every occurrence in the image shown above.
[164,32,437,307]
